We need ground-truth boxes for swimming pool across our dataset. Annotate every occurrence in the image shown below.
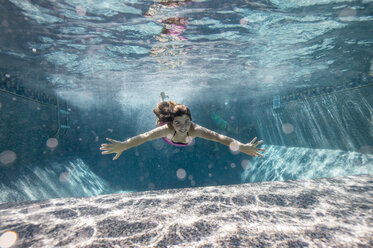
[0,0,372,203]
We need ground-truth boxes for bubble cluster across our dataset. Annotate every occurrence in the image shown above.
[0,150,17,166]
[0,231,18,248]
[282,123,294,134]
[46,138,58,149]
[176,168,186,180]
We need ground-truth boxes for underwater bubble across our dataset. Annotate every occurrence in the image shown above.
[208,173,212,177]
[12,97,16,101]
[241,159,251,170]
[0,231,18,248]
[0,150,16,165]
[0,102,2,109]
[264,75,274,83]
[369,58,373,77]
[76,5,87,16]
[27,204,41,214]
[240,18,248,26]
[46,138,58,149]
[59,172,71,183]
[176,168,186,180]
[230,163,236,168]
[229,141,240,154]
[153,139,164,151]
[139,176,144,182]
[359,146,373,154]
[282,123,294,134]
[32,48,37,53]
[77,229,92,240]
[229,141,240,152]
[208,163,214,169]
[2,20,9,27]
[5,74,10,78]
[148,183,155,190]
[191,180,195,186]
[188,175,193,180]
[339,7,356,22]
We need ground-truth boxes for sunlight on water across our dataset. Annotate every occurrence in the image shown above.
[0,158,115,202]
[242,145,373,183]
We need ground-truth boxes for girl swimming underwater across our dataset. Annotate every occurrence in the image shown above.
[100,100,265,160]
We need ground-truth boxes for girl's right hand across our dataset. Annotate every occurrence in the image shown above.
[100,138,126,160]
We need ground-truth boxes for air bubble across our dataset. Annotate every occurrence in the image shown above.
[282,123,294,134]
[76,5,87,16]
[241,159,251,170]
[339,7,356,22]
[148,183,155,190]
[176,168,186,180]
[46,138,58,149]
[0,231,18,248]
[230,163,236,168]
[240,18,248,26]
[229,141,240,154]
[0,150,16,166]
[59,172,71,183]
[359,146,373,154]
[27,204,41,214]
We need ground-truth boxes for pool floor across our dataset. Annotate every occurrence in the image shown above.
[0,175,372,247]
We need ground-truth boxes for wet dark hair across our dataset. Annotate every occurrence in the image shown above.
[153,101,192,124]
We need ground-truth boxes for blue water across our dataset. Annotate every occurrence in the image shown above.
[0,0,373,202]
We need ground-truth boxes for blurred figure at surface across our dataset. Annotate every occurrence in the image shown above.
[145,0,192,69]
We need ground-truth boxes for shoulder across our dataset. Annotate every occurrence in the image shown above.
[189,123,205,137]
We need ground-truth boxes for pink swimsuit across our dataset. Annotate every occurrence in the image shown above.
[158,121,192,147]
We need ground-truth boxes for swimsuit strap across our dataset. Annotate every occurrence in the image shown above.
[171,131,190,145]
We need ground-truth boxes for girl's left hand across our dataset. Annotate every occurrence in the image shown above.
[240,137,265,158]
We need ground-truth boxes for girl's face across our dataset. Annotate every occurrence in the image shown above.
[172,115,191,136]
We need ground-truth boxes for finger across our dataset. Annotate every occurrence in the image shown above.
[256,152,264,158]
[256,140,263,145]
[113,153,121,160]
[250,137,257,144]
[256,148,266,152]
[101,151,113,155]
[106,138,115,142]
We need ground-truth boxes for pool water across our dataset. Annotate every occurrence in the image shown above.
[0,0,373,202]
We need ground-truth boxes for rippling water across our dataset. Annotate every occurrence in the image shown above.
[1,0,372,103]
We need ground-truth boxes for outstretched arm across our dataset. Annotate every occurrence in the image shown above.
[193,124,265,158]
[100,125,170,160]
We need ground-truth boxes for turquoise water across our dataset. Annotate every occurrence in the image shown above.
[0,0,373,202]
